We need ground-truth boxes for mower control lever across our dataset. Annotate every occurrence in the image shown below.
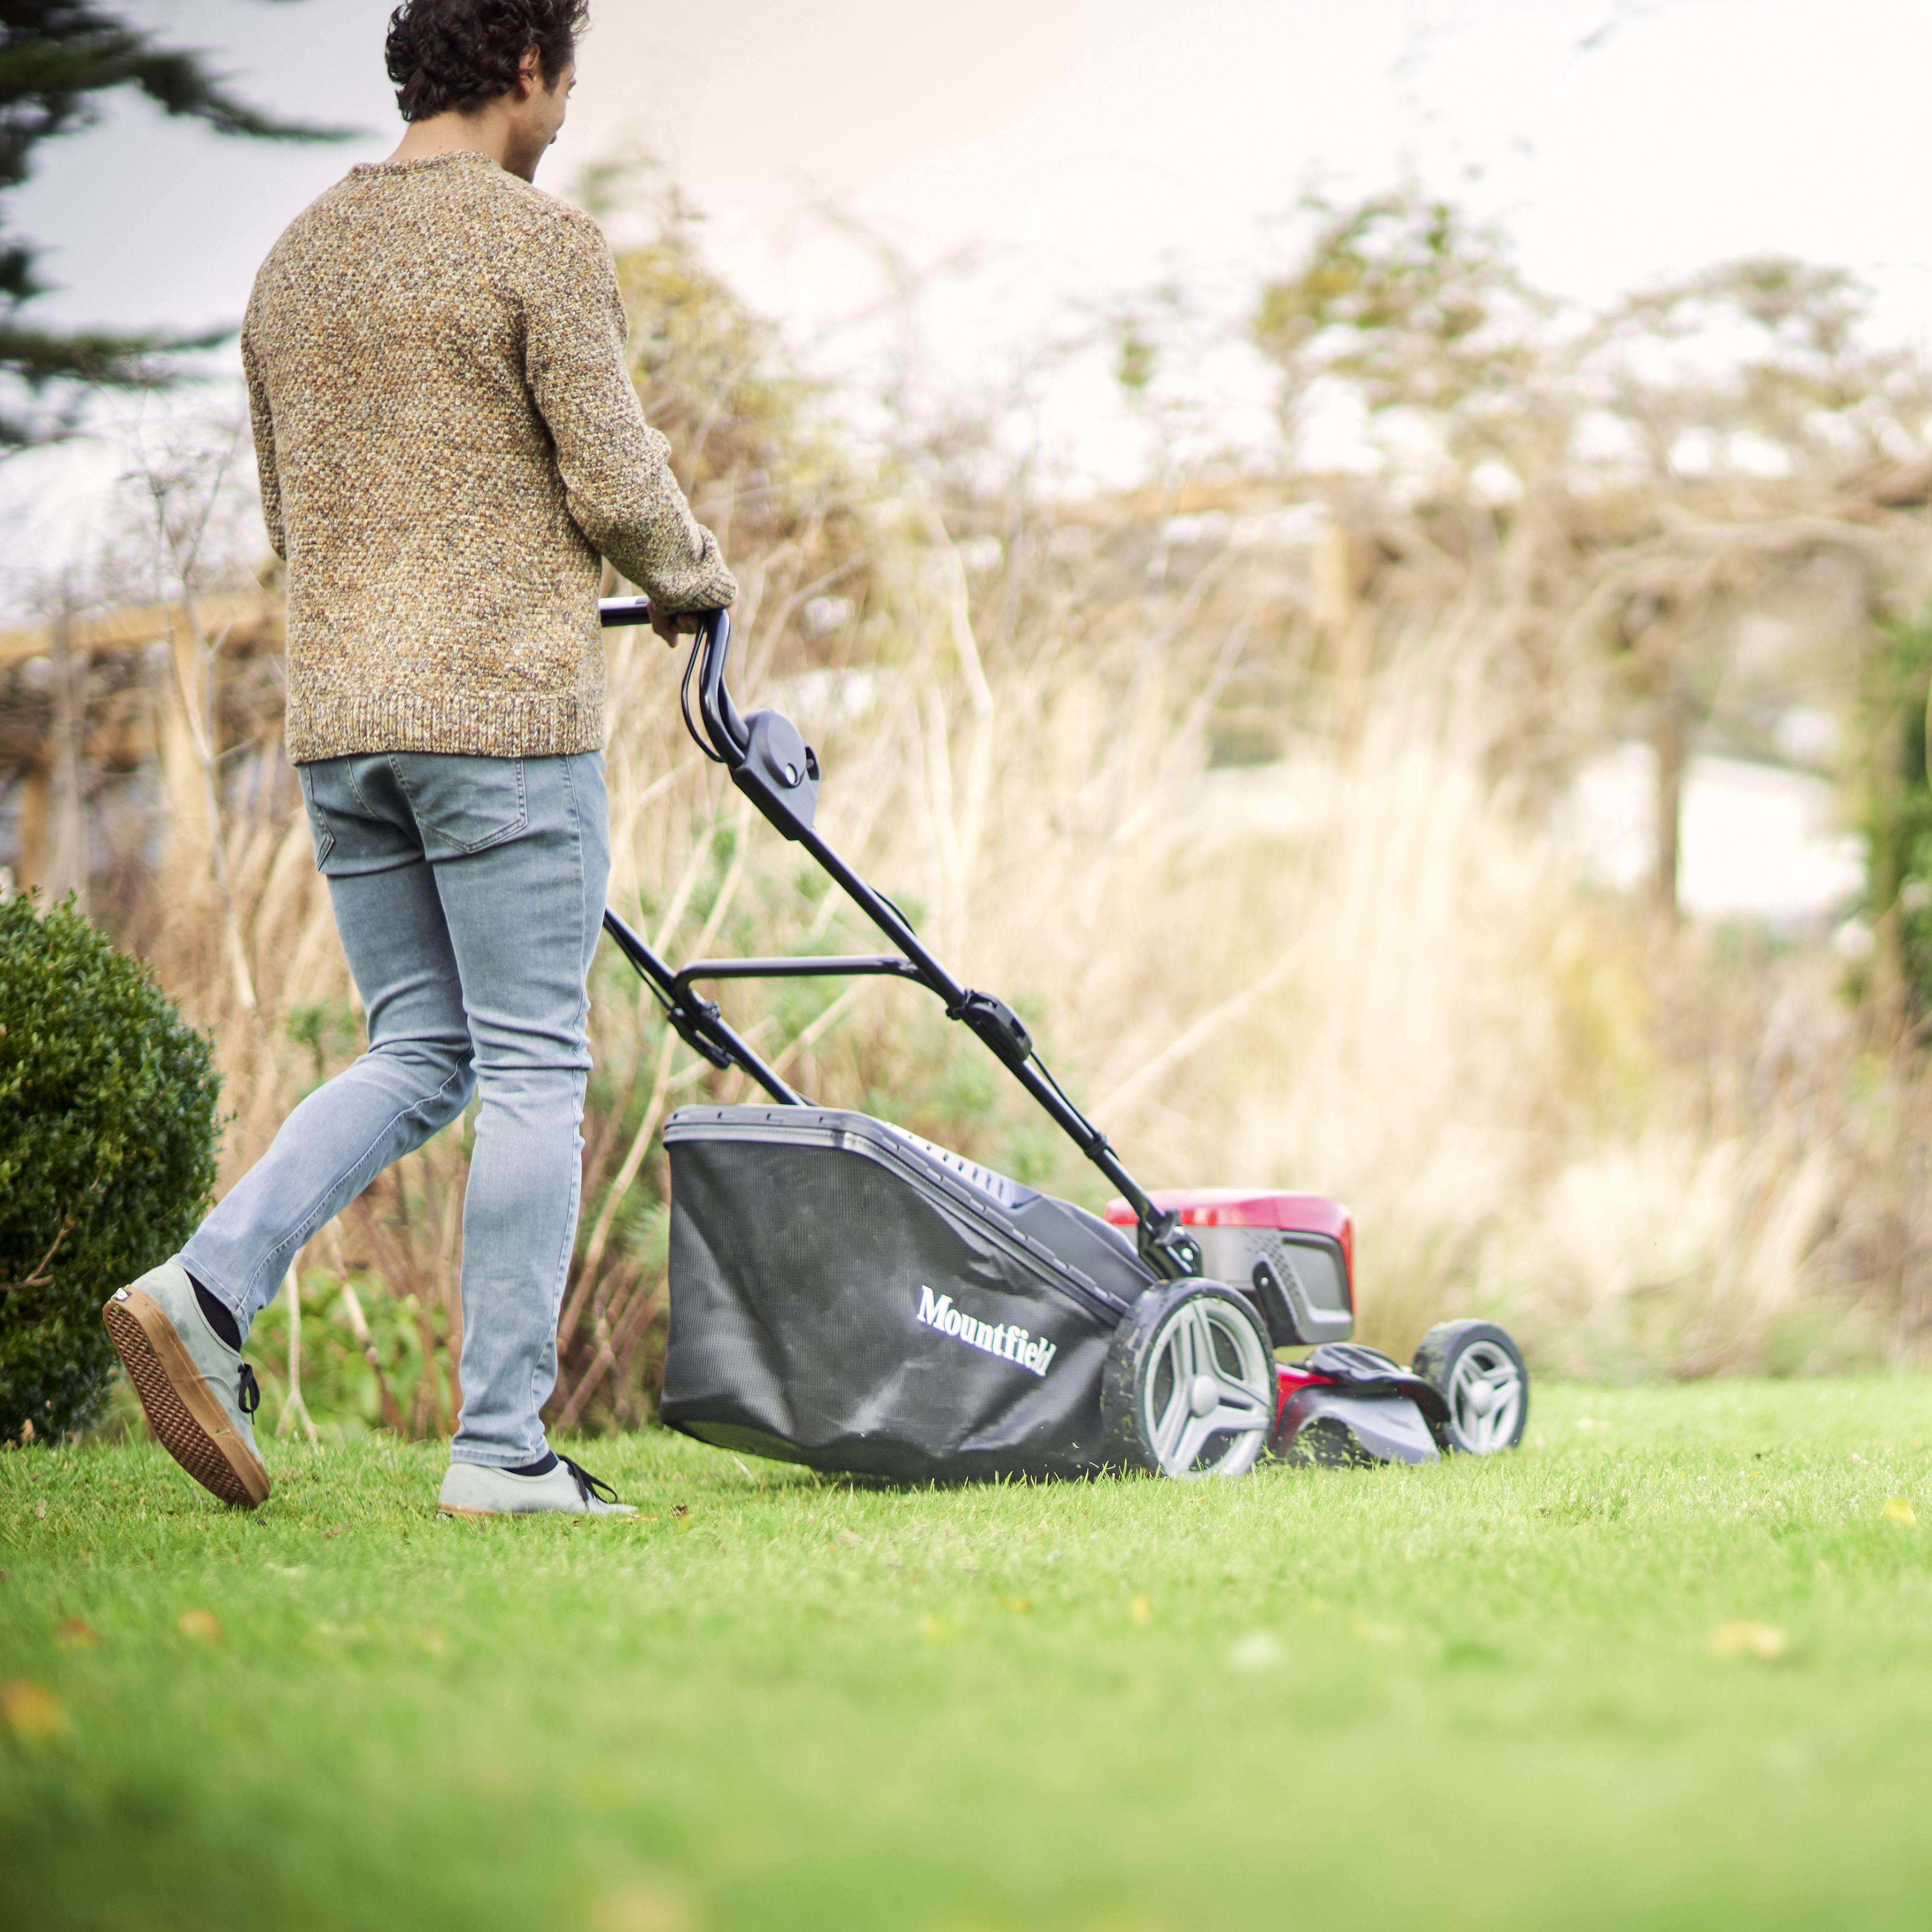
[693,607,751,760]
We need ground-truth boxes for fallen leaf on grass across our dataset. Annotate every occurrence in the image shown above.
[1128,1592,1153,1627]
[324,1527,346,1538]
[835,1528,863,1547]
[1227,1631,1285,1672]
[1883,1497,1917,1527]
[1,1679,66,1742]
[177,1609,225,1644]
[1348,1616,1402,1645]
[586,1880,695,1932]
[1708,1620,1787,1661]
[54,1617,100,1650]
[34,1502,45,1520]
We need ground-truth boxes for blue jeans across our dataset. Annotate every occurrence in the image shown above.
[182,750,611,1467]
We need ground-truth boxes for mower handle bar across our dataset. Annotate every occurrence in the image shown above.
[599,595,749,763]
[595,596,1201,1279]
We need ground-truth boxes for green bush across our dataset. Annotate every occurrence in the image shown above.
[0,894,220,1442]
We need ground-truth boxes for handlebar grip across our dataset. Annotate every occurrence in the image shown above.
[598,596,655,628]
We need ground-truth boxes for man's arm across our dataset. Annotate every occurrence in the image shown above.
[522,212,738,618]
[240,320,285,562]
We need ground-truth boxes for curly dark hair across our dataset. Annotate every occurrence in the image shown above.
[385,0,590,122]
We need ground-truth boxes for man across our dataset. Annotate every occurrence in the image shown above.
[101,0,734,1517]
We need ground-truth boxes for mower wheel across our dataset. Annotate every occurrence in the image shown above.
[1412,1321,1527,1453]
[1102,1281,1276,1479]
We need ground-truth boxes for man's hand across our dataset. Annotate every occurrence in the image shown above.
[648,602,701,650]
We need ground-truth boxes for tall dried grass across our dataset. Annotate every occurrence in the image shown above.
[41,220,1932,1440]
[155,484,1902,1441]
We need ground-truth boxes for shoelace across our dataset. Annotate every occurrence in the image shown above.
[237,1363,261,1416]
[559,1455,618,1505]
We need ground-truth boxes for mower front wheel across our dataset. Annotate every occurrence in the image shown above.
[1102,1281,1276,1479]
[1412,1320,1528,1454]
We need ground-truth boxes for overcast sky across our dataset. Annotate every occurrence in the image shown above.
[10,0,1932,593]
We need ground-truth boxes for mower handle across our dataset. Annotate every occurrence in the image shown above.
[593,596,1200,1280]
[597,598,746,762]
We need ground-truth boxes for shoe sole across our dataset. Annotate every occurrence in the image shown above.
[435,1502,636,1520]
[102,1286,270,1509]
[433,1504,612,1519]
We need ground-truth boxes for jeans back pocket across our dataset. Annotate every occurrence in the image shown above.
[390,754,530,859]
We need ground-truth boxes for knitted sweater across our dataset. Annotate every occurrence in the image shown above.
[242,150,738,763]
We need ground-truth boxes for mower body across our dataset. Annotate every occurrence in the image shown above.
[662,1108,1452,1479]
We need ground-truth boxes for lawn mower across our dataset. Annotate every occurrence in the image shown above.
[596,600,1529,1481]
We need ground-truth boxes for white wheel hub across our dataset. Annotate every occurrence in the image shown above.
[1446,1343,1523,1453]
[1141,1297,1273,1478]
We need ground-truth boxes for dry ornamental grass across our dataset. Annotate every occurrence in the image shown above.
[8,196,1932,1438]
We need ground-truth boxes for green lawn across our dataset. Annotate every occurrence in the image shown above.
[4,1379,1932,1931]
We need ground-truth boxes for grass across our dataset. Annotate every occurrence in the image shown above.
[4,1379,1932,1931]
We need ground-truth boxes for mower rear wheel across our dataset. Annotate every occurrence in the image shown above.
[1102,1281,1275,1479]
[1412,1321,1527,1453]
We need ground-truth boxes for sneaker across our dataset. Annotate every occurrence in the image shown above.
[102,1262,269,1508]
[437,1455,635,1518]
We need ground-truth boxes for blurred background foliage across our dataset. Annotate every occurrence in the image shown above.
[11,170,1932,1446]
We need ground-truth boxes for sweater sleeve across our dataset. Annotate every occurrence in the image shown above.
[240,310,285,562]
[521,211,738,612]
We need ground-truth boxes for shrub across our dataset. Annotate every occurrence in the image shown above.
[0,894,220,1442]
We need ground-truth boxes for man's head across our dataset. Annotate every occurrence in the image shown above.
[385,0,588,176]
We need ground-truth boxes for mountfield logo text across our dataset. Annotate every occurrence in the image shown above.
[916,1285,1057,1376]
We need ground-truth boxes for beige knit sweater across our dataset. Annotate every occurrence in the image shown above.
[243,150,738,763]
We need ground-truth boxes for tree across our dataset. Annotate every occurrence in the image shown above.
[0,0,348,447]
[1253,189,1549,478]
